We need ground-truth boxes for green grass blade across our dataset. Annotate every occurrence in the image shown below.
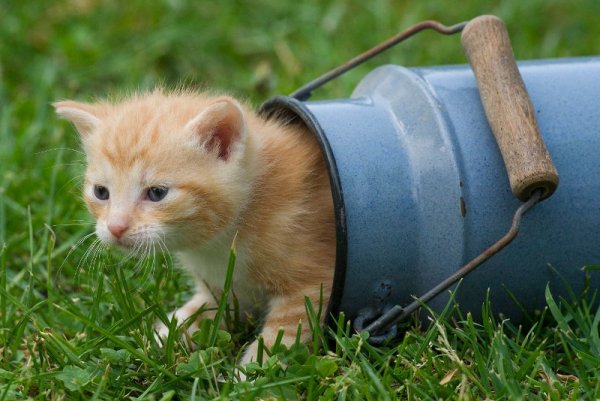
[209,233,237,347]
[545,284,570,332]
[0,244,6,331]
[45,226,56,326]
[53,304,178,380]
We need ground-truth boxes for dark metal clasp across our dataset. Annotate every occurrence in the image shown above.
[353,306,399,345]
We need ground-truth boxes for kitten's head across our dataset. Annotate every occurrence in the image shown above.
[54,91,253,252]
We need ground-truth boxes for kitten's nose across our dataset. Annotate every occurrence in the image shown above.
[108,221,130,239]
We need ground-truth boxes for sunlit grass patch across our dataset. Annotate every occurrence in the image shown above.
[1,0,600,399]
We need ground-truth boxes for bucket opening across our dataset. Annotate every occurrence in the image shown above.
[258,96,347,325]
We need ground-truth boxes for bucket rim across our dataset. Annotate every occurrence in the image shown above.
[258,96,348,324]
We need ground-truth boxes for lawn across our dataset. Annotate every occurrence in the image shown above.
[1,0,600,399]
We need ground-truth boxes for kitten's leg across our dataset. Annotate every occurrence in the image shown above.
[239,286,327,365]
[155,280,217,340]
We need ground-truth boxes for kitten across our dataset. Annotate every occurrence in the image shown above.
[54,90,335,365]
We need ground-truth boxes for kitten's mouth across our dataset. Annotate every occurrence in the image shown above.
[104,235,140,251]
[113,241,150,259]
[114,238,133,249]
[103,237,133,251]
[98,227,167,255]
[112,235,166,257]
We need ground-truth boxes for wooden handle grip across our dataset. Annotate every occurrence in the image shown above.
[461,15,559,201]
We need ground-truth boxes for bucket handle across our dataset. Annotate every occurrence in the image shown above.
[287,15,561,339]
[290,15,559,201]
[358,16,561,340]
[462,15,559,201]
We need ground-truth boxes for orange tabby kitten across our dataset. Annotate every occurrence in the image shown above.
[54,90,335,364]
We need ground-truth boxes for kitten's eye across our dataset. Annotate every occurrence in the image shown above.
[146,186,169,202]
[94,185,110,200]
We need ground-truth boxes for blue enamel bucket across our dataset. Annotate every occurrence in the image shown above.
[260,56,600,326]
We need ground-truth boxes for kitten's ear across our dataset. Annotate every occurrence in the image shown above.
[185,98,246,161]
[53,100,101,137]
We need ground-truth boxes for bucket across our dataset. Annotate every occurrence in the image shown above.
[259,20,600,329]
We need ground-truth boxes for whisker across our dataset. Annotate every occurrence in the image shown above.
[156,235,174,282]
[48,162,86,169]
[130,237,148,276]
[145,238,154,273]
[144,237,154,275]
[150,243,157,279]
[36,147,86,156]
[60,175,86,193]
[85,238,103,272]
[74,237,101,284]
[158,233,173,266]
[86,242,100,284]
[118,240,140,267]
[89,239,107,280]
[137,238,154,283]
[53,221,95,228]
[58,231,97,277]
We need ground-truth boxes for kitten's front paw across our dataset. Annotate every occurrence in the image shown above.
[154,309,200,346]
[238,341,260,366]
[154,293,215,345]
[154,318,172,341]
[154,307,199,336]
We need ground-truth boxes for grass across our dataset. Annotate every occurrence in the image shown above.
[1,0,600,399]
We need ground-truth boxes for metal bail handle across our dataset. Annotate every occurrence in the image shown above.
[289,20,468,101]
[462,15,559,201]
[283,14,560,340]
[362,15,560,341]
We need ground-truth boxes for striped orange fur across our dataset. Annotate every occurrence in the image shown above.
[54,89,335,365]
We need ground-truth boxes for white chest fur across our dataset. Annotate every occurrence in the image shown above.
[176,232,263,314]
